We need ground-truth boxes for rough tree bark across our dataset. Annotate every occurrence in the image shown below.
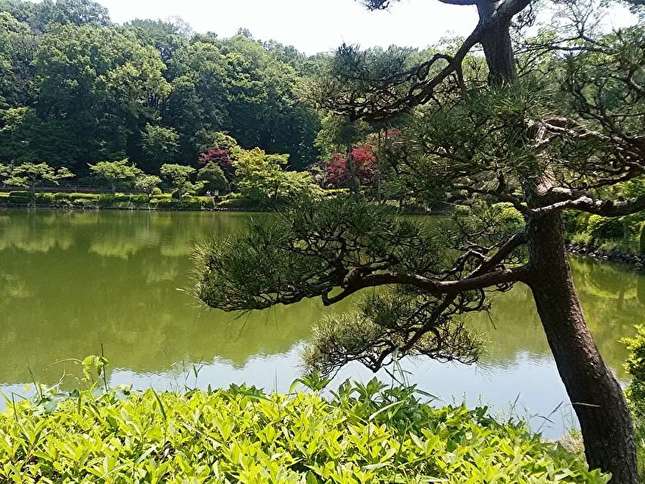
[476,0,516,83]
[526,212,638,483]
[474,4,638,477]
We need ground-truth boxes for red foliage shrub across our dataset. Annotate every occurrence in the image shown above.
[324,145,377,188]
[199,147,235,178]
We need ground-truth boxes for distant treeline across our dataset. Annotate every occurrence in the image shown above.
[0,0,326,173]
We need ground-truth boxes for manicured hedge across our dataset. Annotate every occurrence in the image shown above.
[0,192,217,211]
[0,382,607,483]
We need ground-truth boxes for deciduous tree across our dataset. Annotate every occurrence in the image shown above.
[134,174,161,198]
[89,159,142,193]
[4,162,73,197]
[197,162,229,195]
[141,124,180,172]
[160,163,202,199]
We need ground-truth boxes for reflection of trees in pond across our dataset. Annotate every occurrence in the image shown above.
[467,259,643,379]
[466,285,549,367]
[0,210,355,385]
[0,214,73,253]
[0,210,641,386]
[0,273,31,299]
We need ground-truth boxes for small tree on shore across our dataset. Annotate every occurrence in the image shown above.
[197,162,228,195]
[4,162,73,198]
[134,174,161,198]
[89,159,142,193]
[160,163,202,199]
[233,148,323,208]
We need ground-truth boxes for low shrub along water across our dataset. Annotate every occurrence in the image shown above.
[0,376,607,482]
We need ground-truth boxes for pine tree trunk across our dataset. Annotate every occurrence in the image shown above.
[472,1,637,478]
[526,212,638,483]
[476,0,516,84]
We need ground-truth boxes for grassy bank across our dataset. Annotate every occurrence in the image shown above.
[0,381,607,482]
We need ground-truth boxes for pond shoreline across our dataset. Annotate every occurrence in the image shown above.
[567,243,644,271]
[0,202,261,213]
[2,203,643,270]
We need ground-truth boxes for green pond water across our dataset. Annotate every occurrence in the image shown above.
[1,209,643,438]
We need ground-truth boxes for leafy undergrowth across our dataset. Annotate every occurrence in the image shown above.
[0,380,607,483]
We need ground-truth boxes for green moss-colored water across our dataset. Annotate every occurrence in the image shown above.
[1,209,643,438]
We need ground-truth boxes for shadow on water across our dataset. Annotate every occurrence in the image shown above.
[0,209,643,437]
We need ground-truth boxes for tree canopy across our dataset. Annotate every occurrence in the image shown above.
[0,2,322,171]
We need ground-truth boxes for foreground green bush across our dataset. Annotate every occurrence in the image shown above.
[564,210,645,254]
[0,381,606,483]
[624,326,645,479]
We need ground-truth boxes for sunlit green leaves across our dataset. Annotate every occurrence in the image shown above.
[0,382,607,483]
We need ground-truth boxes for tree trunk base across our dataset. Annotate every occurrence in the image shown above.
[527,212,638,483]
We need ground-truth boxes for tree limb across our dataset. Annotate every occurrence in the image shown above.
[323,231,528,305]
[531,194,645,218]
[439,0,477,5]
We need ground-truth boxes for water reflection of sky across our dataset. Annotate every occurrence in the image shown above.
[99,348,576,440]
[0,209,642,440]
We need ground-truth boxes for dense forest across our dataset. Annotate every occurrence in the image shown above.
[0,0,324,172]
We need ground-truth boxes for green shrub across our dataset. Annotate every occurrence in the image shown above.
[152,187,163,196]
[113,194,133,203]
[72,198,97,209]
[35,192,56,204]
[0,381,605,483]
[587,215,625,240]
[129,194,150,205]
[453,204,472,217]
[570,231,593,246]
[151,198,179,210]
[625,327,645,418]
[67,193,98,200]
[179,196,204,210]
[195,195,216,208]
[218,192,252,209]
[97,194,116,207]
[7,193,31,204]
[624,327,645,479]
[563,211,590,235]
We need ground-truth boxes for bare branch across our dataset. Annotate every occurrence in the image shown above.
[439,0,478,5]
[531,193,645,218]
[323,231,528,305]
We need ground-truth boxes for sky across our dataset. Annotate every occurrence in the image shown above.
[98,0,480,54]
[96,0,636,55]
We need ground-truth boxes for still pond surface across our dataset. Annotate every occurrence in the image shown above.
[1,209,643,438]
